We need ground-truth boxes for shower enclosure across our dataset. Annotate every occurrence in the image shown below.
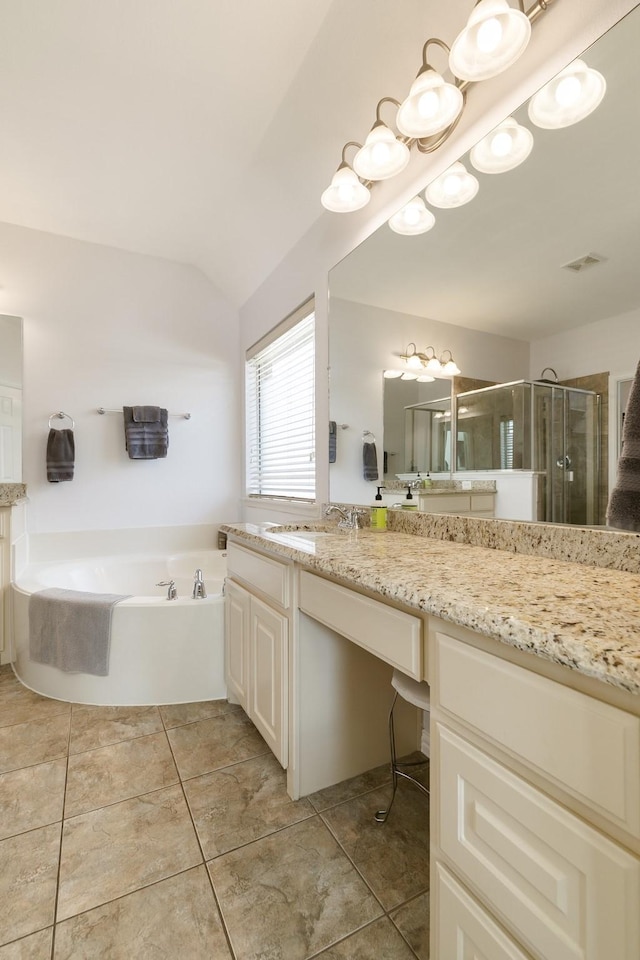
[456,380,601,525]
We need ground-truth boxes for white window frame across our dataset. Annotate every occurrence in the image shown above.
[245,299,316,503]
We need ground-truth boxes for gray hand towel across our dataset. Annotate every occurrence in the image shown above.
[123,406,169,459]
[607,358,640,531]
[29,588,130,676]
[363,440,378,481]
[47,428,75,482]
[329,421,337,464]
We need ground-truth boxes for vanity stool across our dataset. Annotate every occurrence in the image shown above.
[375,668,430,823]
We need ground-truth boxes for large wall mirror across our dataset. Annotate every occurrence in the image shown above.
[0,314,23,482]
[328,4,640,523]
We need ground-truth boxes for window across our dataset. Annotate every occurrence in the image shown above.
[245,301,315,501]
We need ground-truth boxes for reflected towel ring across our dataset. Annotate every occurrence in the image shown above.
[363,430,376,442]
[48,411,75,429]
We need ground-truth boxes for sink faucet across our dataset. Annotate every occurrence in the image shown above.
[156,579,177,600]
[324,504,367,529]
[192,569,207,599]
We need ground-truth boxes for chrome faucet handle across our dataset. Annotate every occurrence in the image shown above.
[192,569,207,599]
[156,579,177,600]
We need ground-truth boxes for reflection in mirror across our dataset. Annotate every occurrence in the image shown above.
[383,378,451,478]
[328,6,640,523]
[0,314,23,482]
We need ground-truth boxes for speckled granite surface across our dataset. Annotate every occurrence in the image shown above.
[221,521,640,697]
[0,483,26,505]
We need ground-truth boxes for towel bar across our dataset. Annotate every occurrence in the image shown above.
[97,407,191,420]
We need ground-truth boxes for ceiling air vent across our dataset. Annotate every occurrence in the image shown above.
[561,252,607,273]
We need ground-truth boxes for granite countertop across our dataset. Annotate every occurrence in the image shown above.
[0,483,26,506]
[221,521,640,697]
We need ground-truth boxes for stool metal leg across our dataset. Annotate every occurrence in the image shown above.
[375,690,430,824]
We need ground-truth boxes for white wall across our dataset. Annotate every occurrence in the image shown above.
[239,0,637,522]
[0,314,21,387]
[329,299,529,505]
[0,221,241,534]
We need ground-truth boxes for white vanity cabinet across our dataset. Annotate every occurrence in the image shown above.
[430,625,640,960]
[224,541,290,767]
[418,490,495,517]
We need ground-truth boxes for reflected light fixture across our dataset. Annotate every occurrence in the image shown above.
[389,196,436,235]
[396,40,464,139]
[383,369,404,379]
[424,161,479,208]
[353,99,411,181]
[527,59,606,129]
[320,142,371,212]
[470,115,533,173]
[449,0,531,82]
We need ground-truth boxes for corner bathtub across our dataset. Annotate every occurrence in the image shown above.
[11,550,227,706]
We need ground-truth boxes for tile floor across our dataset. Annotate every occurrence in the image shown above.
[0,663,430,959]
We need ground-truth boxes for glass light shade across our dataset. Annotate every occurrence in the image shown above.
[441,356,461,376]
[321,165,371,212]
[396,69,464,139]
[424,352,442,374]
[416,374,436,383]
[527,59,606,129]
[404,349,423,369]
[449,0,531,82]
[424,161,479,209]
[400,371,418,380]
[470,116,533,173]
[352,124,410,181]
[383,369,403,378]
[388,197,436,236]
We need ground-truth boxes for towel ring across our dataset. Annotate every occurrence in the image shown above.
[363,430,376,442]
[48,411,75,429]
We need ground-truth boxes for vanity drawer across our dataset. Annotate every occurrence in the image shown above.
[434,631,640,838]
[299,571,422,679]
[227,542,290,609]
[470,494,495,512]
[433,863,531,960]
[436,724,640,960]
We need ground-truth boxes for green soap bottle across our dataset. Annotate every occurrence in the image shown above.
[370,486,387,529]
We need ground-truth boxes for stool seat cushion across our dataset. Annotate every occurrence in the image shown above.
[391,668,431,711]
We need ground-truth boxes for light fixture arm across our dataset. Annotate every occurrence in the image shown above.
[374,97,402,125]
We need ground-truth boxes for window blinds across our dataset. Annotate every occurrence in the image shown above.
[246,309,315,500]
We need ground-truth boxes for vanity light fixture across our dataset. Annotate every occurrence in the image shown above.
[353,99,411,181]
[320,0,558,214]
[527,58,606,129]
[389,196,436,235]
[469,116,533,173]
[320,142,371,213]
[448,0,532,82]
[424,161,479,208]
[399,344,462,377]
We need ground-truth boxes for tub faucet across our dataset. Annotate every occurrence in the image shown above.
[157,579,177,600]
[192,569,207,599]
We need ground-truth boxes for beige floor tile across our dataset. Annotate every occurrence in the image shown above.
[391,892,430,960]
[307,763,391,813]
[0,684,70,730]
[64,731,178,817]
[57,784,202,921]
[208,816,382,960]
[0,714,70,775]
[313,917,418,959]
[167,710,268,780]
[159,698,241,729]
[0,823,61,946]
[184,752,314,858]
[0,759,67,840]
[53,866,231,959]
[68,704,163,754]
[321,785,429,911]
[0,928,53,960]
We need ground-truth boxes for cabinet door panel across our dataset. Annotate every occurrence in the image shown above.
[224,580,250,710]
[250,595,288,767]
[436,724,640,960]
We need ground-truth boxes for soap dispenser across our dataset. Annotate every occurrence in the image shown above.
[402,485,418,510]
[422,471,432,489]
[370,486,387,530]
